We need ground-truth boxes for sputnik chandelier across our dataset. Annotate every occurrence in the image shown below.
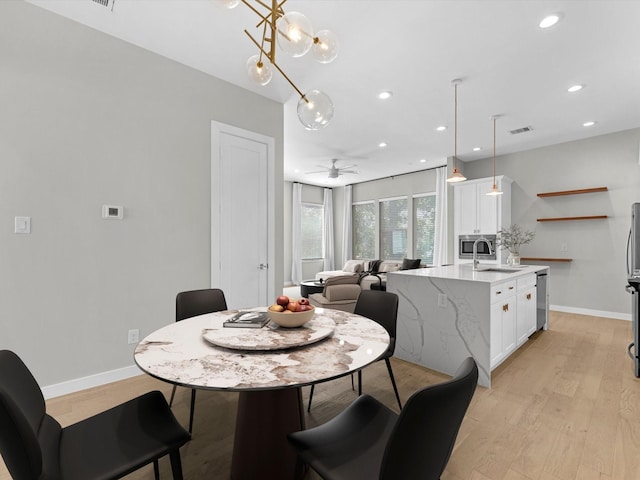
[218,0,339,130]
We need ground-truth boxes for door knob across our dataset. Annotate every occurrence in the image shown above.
[258,263,268,270]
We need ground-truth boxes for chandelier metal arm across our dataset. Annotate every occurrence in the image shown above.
[244,29,306,99]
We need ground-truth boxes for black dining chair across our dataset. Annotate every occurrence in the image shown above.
[307,289,402,412]
[170,288,228,434]
[289,357,478,480]
[0,349,191,480]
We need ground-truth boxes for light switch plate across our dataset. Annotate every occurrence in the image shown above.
[102,205,123,219]
[14,216,31,234]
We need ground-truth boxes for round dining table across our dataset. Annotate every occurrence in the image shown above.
[134,307,390,480]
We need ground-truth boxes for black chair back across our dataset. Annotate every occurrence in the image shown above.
[380,357,479,479]
[0,350,59,480]
[354,290,399,351]
[176,288,228,321]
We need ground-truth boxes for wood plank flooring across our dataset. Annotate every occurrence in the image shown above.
[2,311,639,479]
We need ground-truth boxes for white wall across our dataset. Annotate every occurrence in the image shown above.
[463,128,640,317]
[0,1,284,387]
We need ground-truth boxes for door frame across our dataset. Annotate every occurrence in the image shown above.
[211,121,276,305]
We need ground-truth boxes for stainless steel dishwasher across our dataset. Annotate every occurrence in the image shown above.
[536,272,548,330]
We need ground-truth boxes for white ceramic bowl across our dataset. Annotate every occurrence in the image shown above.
[267,306,315,328]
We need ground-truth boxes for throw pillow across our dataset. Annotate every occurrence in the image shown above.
[366,259,382,273]
[401,258,422,270]
[342,260,363,273]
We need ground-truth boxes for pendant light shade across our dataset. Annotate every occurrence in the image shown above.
[447,79,467,183]
[486,115,503,196]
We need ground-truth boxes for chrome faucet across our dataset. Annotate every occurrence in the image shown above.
[473,237,494,270]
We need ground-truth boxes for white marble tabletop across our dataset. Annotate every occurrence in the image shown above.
[134,308,390,391]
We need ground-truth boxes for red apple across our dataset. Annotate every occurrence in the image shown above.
[296,304,306,312]
[276,295,290,307]
[299,298,309,306]
[287,301,299,312]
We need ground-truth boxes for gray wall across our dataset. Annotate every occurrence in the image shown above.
[463,128,640,316]
[0,2,284,386]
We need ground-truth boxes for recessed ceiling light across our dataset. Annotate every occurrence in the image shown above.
[568,84,584,93]
[420,159,426,163]
[583,121,596,127]
[378,142,388,148]
[294,169,300,173]
[473,147,481,152]
[377,91,393,100]
[539,14,560,29]
[436,126,447,132]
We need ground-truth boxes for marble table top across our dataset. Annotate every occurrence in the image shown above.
[134,308,390,391]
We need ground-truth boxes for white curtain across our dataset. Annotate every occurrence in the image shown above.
[433,166,448,266]
[341,185,353,266]
[323,188,334,271]
[291,183,302,284]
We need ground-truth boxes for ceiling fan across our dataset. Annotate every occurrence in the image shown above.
[305,159,359,179]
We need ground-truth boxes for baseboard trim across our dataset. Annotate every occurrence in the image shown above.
[41,364,142,400]
[551,304,631,321]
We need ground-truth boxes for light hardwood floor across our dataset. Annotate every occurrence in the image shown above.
[2,311,639,479]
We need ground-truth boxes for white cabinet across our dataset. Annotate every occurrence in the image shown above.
[456,180,498,234]
[516,275,537,346]
[490,280,517,369]
[454,176,512,263]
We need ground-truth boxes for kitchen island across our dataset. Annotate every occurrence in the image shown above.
[386,264,549,387]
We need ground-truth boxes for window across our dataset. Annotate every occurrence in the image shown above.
[301,203,323,260]
[414,194,436,265]
[380,197,408,261]
[352,202,376,259]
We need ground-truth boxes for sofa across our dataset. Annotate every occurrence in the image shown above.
[314,260,364,281]
[308,275,361,313]
[358,258,423,290]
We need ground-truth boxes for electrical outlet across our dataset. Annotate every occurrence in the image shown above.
[437,293,447,308]
[127,329,139,345]
[561,243,568,252]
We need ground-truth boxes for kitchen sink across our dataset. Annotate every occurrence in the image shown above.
[459,264,525,273]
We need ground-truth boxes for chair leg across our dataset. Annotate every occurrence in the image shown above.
[169,384,177,407]
[351,372,355,391]
[384,357,402,410]
[188,389,197,434]
[169,450,184,480]
[153,460,160,480]
[358,369,362,396]
[307,384,315,413]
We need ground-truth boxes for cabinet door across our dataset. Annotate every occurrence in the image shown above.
[456,183,479,234]
[502,298,516,356]
[476,181,499,234]
[517,287,537,346]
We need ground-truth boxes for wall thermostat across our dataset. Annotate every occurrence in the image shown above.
[102,205,123,219]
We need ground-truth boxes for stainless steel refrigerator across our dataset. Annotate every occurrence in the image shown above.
[626,203,640,376]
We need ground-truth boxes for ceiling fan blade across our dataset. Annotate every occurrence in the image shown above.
[305,170,329,175]
[340,169,359,174]
[337,164,357,170]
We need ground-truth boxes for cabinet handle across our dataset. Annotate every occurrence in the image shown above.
[509,286,514,290]
[503,304,509,312]
[496,290,502,295]
[526,293,532,300]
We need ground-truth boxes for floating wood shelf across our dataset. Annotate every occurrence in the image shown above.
[537,215,608,222]
[521,257,573,262]
[537,186,608,197]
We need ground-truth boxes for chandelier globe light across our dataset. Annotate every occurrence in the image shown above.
[447,79,467,183]
[246,55,273,85]
[220,0,338,129]
[297,89,334,130]
[486,115,504,196]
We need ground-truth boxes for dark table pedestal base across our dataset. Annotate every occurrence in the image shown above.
[231,388,306,479]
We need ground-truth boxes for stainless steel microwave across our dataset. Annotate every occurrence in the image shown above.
[459,234,497,260]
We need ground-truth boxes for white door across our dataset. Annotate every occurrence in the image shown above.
[211,122,274,310]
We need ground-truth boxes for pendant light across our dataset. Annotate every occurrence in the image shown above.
[486,115,503,196]
[447,79,467,183]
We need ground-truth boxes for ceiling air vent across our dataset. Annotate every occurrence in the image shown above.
[509,126,533,135]
[91,0,111,7]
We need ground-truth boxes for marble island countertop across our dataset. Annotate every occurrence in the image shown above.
[389,263,548,284]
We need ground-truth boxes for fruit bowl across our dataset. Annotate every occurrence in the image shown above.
[267,306,315,328]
